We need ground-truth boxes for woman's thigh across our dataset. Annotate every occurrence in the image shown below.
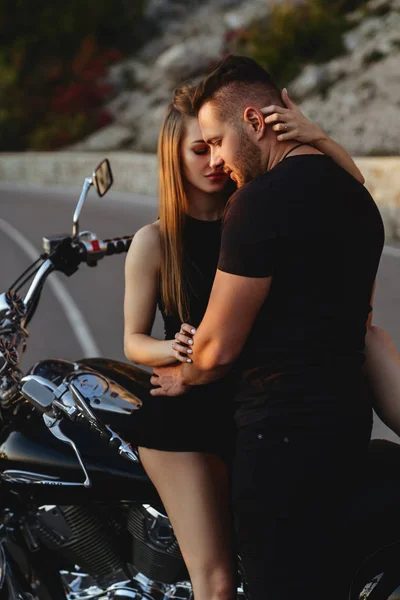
[138,448,235,575]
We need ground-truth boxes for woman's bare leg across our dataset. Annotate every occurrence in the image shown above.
[365,325,400,435]
[138,448,236,600]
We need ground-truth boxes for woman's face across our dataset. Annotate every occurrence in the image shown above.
[181,117,229,194]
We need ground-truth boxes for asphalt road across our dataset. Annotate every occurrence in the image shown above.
[0,181,399,441]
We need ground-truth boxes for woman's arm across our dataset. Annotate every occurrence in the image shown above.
[261,88,365,184]
[364,325,400,437]
[309,133,364,185]
[124,223,177,367]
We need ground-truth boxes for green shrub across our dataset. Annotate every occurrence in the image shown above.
[229,0,367,88]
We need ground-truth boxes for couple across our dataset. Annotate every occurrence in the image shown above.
[124,55,393,600]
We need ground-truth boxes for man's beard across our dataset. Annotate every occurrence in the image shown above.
[232,130,264,188]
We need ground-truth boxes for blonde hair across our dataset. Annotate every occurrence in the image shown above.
[158,86,196,322]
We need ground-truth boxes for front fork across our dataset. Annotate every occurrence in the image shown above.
[0,531,65,600]
[0,543,35,600]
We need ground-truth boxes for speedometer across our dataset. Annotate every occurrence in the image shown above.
[71,373,109,399]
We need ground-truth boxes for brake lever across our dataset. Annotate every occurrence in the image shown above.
[68,382,139,463]
[43,414,91,488]
[68,381,108,435]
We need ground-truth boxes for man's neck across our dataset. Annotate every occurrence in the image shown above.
[266,142,323,172]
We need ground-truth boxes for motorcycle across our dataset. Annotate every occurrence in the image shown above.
[0,160,399,600]
[0,160,246,600]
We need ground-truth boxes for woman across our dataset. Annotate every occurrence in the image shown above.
[123,85,365,600]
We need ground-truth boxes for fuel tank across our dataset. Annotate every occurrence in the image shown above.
[0,358,159,505]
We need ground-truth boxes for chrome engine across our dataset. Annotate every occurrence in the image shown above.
[36,503,194,600]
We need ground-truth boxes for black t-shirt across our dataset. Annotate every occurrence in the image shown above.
[218,155,385,427]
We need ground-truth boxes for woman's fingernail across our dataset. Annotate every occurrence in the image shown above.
[188,339,193,345]
[187,358,192,363]
[187,349,192,354]
[191,328,196,334]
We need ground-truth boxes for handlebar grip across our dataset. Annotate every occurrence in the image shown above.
[104,236,133,256]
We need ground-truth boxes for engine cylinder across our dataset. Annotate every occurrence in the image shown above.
[127,505,187,584]
[36,505,125,578]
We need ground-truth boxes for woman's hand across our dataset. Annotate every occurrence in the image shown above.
[171,323,197,363]
[261,88,327,144]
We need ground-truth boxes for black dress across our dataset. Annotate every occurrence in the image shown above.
[128,215,236,462]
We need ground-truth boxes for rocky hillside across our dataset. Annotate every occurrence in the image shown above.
[291,0,400,155]
[71,0,400,156]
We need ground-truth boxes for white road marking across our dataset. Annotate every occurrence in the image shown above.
[0,218,101,357]
[383,245,400,259]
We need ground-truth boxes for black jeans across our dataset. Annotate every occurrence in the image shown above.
[232,415,370,600]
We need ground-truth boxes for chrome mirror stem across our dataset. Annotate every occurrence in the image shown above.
[72,177,93,237]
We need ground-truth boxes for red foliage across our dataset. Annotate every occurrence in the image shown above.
[23,34,125,149]
[96,109,113,128]
[51,44,122,116]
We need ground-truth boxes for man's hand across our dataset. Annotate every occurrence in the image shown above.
[150,364,192,396]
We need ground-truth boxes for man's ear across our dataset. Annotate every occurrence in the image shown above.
[243,107,265,138]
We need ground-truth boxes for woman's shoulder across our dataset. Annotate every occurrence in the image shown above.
[134,221,160,246]
[126,221,161,268]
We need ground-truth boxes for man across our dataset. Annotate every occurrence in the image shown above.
[150,55,384,599]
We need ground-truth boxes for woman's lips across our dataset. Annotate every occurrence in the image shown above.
[207,173,228,181]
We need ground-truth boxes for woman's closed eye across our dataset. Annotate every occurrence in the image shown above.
[193,147,209,155]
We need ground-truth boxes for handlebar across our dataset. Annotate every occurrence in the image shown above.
[0,231,134,399]
[78,234,133,264]
[24,232,133,314]
[20,375,139,489]
[0,160,127,401]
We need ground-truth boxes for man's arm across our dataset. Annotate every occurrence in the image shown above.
[150,269,271,395]
[181,269,271,384]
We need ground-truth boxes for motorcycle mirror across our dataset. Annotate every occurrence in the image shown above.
[72,159,113,237]
[92,159,113,197]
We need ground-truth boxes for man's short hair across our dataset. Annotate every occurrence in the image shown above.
[192,55,283,126]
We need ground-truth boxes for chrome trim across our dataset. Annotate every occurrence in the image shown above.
[21,374,58,392]
[43,414,91,488]
[142,504,175,548]
[108,590,140,598]
[73,177,93,237]
[67,371,142,415]
[60,567,195,600]
[142,505,168,519]
[106,426,139,463]
[1,469,89,487]
[0,292,11,321]
[2,470,61,484]
[68,382,101,427]
[23,259,53,308]
[359,573,384,599]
